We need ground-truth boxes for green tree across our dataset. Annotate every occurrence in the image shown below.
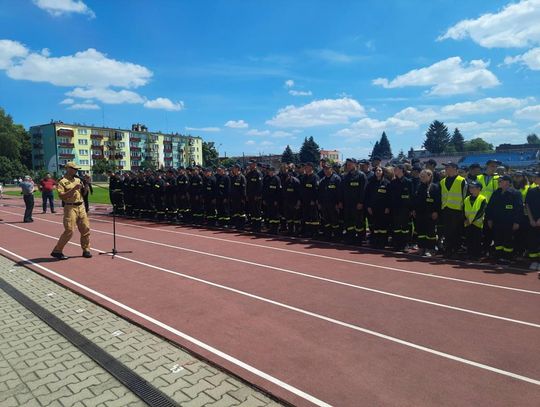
[396,149,406,161]
[219,157,238,167]
[463,138,494,152]
[140,159,156,171]
[378,132,393,159]
[202,141,219,167]
[450,128,465,152]
[91,159,117,174]
[527,133,540,144]
[370,141,381,159]
[0,107,29,164]
[0,155,28,183]
[423,120,450,154]
[281,145,295,163]
[298,136,321,163]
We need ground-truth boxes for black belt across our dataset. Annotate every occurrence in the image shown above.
[65,202,83,206]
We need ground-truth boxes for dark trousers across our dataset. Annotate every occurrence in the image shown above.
[302,201,320,237]
[230,198,245,228]
[83,193,90,213]
[320,203,340,238]
[528,225,540,260]
[343,204,365,241]
[493,223,515,260]
[216,198,230,225]
[442,208,463,254]
[371,210,390,248]
[392,208,410,250]
[24,194,34,222]
[283,202,300,233]
[465,225,483,258]
[247,196,262,229]
[42,191,54,212]
[416,212,437,250]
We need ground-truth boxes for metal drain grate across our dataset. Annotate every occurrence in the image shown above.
[0,278,179,407]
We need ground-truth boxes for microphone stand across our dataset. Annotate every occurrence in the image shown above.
[83,177,131,259]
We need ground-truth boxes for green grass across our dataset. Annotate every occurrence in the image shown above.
[4,184,111,205]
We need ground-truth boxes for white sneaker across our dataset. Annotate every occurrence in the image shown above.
[530,262,538,270]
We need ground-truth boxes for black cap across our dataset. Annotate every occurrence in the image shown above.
[204,167,212,172]
[500,174,512,182]
[305,162,314,167]
[412,165,422,172]
[233,163,241,169]
[359,159,369,165]
[186,166,193,171]
[469,181,482,189]
[248,159,256,164]
[345,158,357,164]
[395,164,406,170]
[217,165,225,170]
[425,159,437,166]
[268,166,276,172]
[469,163,481,169]
[513,171,524,176]
[443,161,458,169]
[486,159,501,165]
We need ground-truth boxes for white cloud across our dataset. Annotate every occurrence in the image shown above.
[33,0,95,18]
[306,49,361,63]
[225,120,249,129]
[441,97,528,116]
[335,117,419,140]
[438,0,540,48]
[246,140,256,145]
[393,107,438,123]
[246,129,270,136]
[289,89,313,96]
[68,102,100,110]
[373,57,499,96]
[505,47,540,70]
[0,40,29,69]
[514,105,540,120]
[5,48,152,88]
[267,97,366,128]
[285,79,294,88]
[66,87,145,104]
[185,127,220,132]
[271,130,293,138]
[143,98,184,111]
[59,98,74,105]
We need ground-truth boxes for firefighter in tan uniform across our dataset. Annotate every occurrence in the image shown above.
[51,162,92,260]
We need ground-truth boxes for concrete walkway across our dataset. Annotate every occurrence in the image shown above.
[0,255,282,407]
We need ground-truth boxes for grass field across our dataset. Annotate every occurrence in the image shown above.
[3,183,111,205]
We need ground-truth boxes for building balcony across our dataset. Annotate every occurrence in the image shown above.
[59,153,75,159]
[59,142,75,148]
[57,129,74,137]
[130,147,141,151]
[92,154,104,160]
[90,134,104,139]
[129,137,141,142]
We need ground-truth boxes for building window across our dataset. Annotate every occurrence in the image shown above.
[77,129,89,135]
[78,139,88,145]
[79,149,89,156]
[58,137,69,144]
[91,140,101,146]
[117,142,125,148]
[59,148,72,154]
[119,160,126,167]
[79,160,89,165]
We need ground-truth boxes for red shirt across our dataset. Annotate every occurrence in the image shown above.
[40,178,57,192]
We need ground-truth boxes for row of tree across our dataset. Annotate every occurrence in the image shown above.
[0,107,33,183]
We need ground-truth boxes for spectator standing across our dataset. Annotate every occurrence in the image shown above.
[39,173,57,213]
[20,175,35,222]
[81,174,93,213]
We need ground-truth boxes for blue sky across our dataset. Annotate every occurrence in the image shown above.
[1,0,540,159]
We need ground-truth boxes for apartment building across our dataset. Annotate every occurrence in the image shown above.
[29,122,203,175]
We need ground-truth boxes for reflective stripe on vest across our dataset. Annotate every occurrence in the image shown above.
[440,175,465,210]
[464,194,486,228]
[477,174,499,202]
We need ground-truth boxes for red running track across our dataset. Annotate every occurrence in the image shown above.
[1,200,540,406]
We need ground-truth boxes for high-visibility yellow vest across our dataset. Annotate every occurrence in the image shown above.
[464,194,487,228]
[440,175,465,210]
[476,174,499,202]
[519,185,530,201]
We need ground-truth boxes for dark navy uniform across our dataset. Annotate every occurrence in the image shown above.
[189,172,204,223]
[203,172,218,225]
[262,173,282,233]
[229,171,247,229]
[216,172,231,226]
[176,171,190,221]
[300,171,320,237]
[340,169,367,243]
[164,172,177,220]
[246,167,263,230]
[365,176,391,248]
[283,174,301,235]
[318,172,341,239]
[414,182,441,252]
[389,175,413,251]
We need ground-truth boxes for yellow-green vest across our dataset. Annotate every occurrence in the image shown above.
[519,185,530,201]
[476,174,499,202]
[440,175,465,210]
[464,194,487,228]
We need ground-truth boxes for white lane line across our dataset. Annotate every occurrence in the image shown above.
[2,214,539,329]
[0,245,331,407]
[4,212,540,327]
[89,213,540,295]
[4,208,538,295]
[2,229,540,388]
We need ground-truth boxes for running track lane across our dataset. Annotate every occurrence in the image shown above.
[1,209,540,405]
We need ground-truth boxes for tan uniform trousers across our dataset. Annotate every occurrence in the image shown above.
[53,204,91,252]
